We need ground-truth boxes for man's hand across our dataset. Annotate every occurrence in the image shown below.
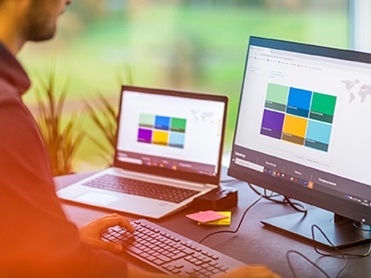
[79,213,134,253]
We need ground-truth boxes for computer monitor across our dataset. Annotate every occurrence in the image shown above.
[228,36,371,248]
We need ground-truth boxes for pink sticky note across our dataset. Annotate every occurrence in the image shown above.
[186,210,228,223]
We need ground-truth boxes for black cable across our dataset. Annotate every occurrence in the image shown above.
[198,194,263,244]
[312,224,371,257]
[334,243,371,257]
[311,225,348,277]
[248,183,286,204]
[353,221,371,232]
[286,250,331,278]
[286,224,348,278]
[248,182,308,213]
[284,196,308,213]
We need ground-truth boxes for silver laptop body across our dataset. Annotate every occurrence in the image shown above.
[57,86,228,219]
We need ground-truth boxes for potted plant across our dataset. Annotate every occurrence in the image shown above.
[33,68,84,176]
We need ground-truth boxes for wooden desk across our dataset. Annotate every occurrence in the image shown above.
[55,169,371,278]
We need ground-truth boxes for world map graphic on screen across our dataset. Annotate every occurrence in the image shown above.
[341,79,371,104]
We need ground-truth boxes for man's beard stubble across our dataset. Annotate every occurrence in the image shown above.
[23,1,57,42]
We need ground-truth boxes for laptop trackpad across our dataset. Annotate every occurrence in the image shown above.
[76,191,119,205]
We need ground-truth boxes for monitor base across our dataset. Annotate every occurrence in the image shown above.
[261,207,371,249]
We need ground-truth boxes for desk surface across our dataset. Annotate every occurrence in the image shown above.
[55,169,371,278]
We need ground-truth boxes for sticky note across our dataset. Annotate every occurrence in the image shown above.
[186,210,228,223]
[199,211,231,226]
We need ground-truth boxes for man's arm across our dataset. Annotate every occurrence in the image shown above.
[0,98,129,277]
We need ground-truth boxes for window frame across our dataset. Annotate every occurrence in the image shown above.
[349,0,371,52]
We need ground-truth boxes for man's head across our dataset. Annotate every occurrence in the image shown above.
[0,0,72,54]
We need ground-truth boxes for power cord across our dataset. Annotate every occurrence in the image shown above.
[353,222,371,232]
[287,250,332,278]
[287,224,347,278]
[287,224,371,278]
[198,193,263,244]
[248,183,307,212]
[284,196,307,213]
[313,227,371,258]
[248,183,285,204]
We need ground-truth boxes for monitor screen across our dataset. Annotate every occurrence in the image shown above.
[228,36,371,247]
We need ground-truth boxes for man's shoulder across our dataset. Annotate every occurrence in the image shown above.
[0,43,31,95]
[0,77,22,104]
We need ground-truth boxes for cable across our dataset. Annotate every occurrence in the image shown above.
[247,182,308,213]
[286,250,331,278]
[287,224,348,278]
[353,221,371,232]
[312,224,371,258]
[198,194,263,244]
[284,196,308,213]
[248,183,286,204]
[311,225,348,277]
[335,243,371,257]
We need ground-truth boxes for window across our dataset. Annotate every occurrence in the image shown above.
[350,0,371,51]
[19,0,361,172]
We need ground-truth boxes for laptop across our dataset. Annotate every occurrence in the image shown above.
[57,85,228,219]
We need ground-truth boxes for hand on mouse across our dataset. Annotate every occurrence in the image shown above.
[79,213,134,253]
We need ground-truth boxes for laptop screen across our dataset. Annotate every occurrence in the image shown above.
[113,86,228,184]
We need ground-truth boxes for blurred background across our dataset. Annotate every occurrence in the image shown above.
[19,0,371,174]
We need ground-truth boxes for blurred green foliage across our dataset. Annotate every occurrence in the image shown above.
[20,1,348,172]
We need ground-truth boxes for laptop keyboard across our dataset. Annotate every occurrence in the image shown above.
[83,174,199,203]
[101,219,245,277]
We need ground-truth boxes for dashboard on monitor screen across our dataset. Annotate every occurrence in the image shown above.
[228,36,371,248]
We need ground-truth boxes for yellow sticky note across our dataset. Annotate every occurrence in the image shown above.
[198,211,231,226]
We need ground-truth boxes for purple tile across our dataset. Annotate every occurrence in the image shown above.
[138,128,152,143]
[261,109,285,139]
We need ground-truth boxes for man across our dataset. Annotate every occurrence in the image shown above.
[0,1,279,277]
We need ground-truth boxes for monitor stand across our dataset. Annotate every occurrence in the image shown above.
[261,207,371,249]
